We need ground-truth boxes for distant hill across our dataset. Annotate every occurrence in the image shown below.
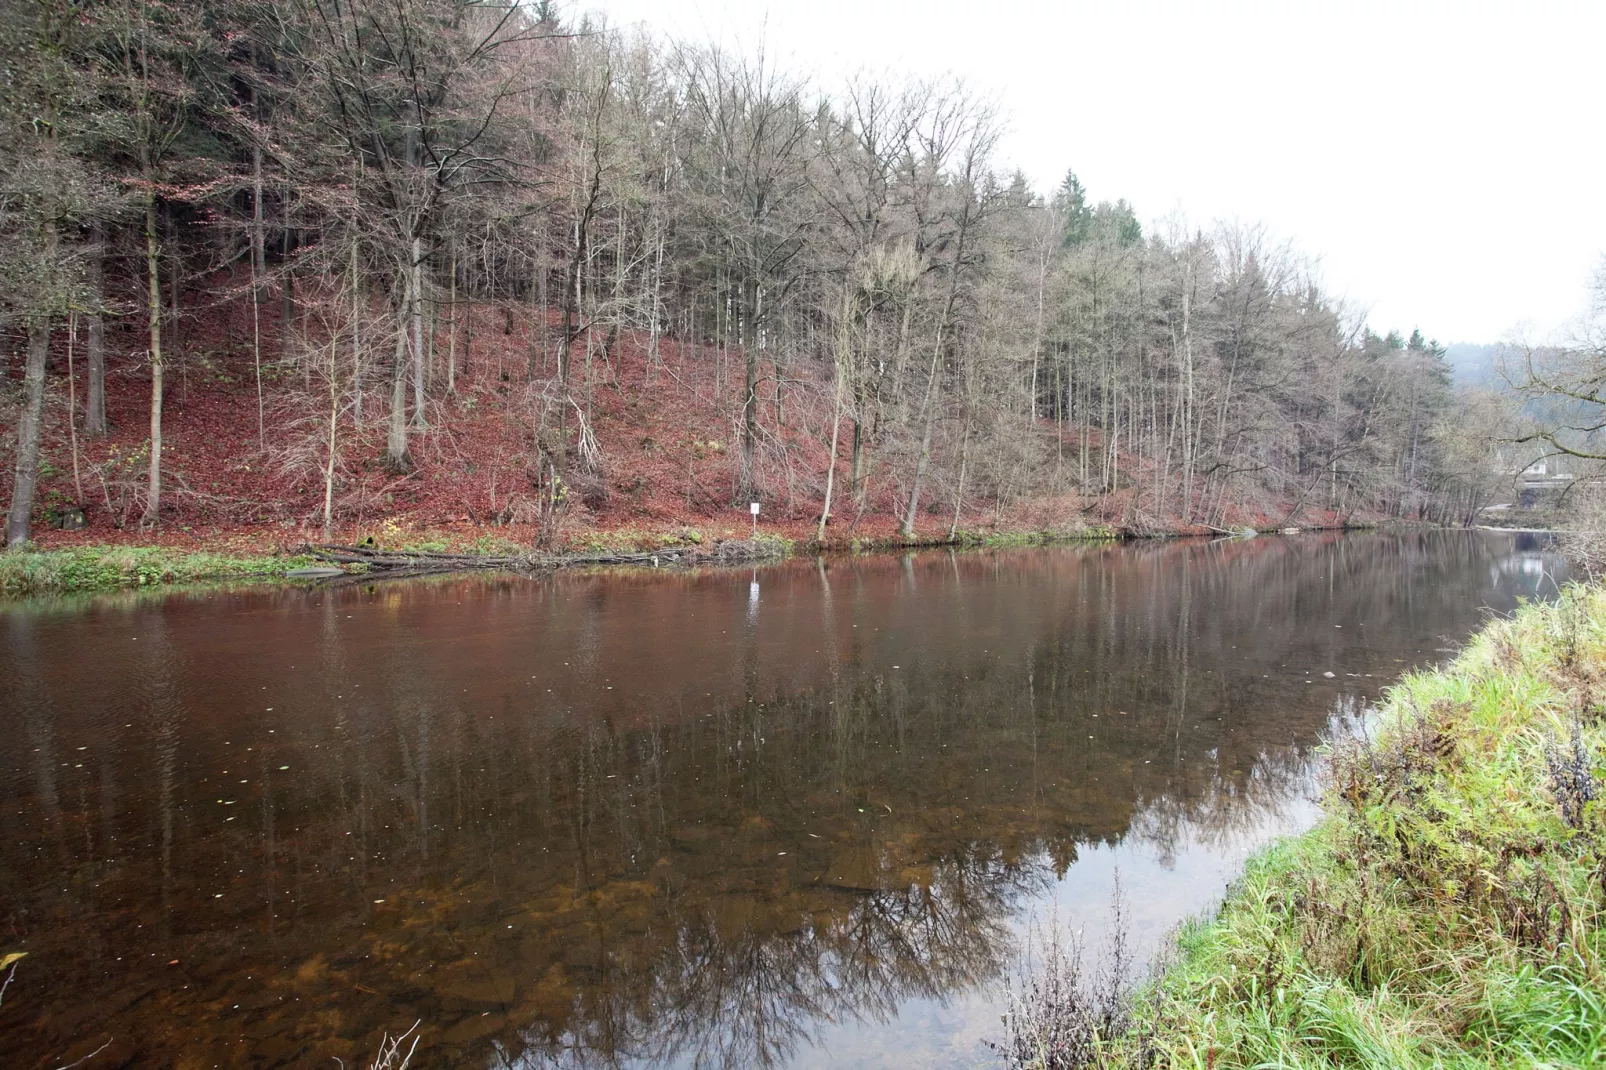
[1444,343,1506,386]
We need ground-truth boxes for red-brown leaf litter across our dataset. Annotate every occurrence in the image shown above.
[3,282,1348,556]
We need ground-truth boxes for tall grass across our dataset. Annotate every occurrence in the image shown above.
[1092,585,1606,1068]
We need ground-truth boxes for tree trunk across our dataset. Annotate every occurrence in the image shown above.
[901,207,969,539]
[250,142,267,451]
[742,342,758,499]
[446,245,457,394]
[251,142,267,282]
[323,305,340,539]
[66,313,83,503]
[278,184,294,361]
[85,224,107,435]
[141,189,164,526]
[948,419,971,542]
[5,319,51,547]
[740,277,760,501]
[901,322,945,538]
[351,228,363,424]
[387,285,411,469]
[250,247,266,453]
[409,236,426,428]
[849,419,866,504]
[1180,263,1196,522]
[819,286,852,541]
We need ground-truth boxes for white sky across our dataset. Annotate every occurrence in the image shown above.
[578,0,1605,345]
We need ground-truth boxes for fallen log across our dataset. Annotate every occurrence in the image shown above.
[302,545,522,569]
[296,538,785,577]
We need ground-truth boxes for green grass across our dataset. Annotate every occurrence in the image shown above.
[973,526,1120,547]
[0,545,317,595]
[1102,586,1606,1069]
[828,526,1120,553]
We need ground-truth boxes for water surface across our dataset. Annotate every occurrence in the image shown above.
[0,532,1563,1068]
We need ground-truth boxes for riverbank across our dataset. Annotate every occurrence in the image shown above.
[1096,584,1606,1068]
[0,545,326,596]
[1,516,1388,596]
[0,523,1131,595]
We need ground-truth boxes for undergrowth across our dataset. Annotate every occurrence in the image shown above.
[1083,585,1606,1069]
[0,546,315,595]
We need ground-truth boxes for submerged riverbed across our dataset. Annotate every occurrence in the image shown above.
[0,532,1564,1068]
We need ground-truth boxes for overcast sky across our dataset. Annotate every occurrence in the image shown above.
[579,0,1604,346]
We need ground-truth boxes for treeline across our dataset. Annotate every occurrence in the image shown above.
[0,0,1506,546]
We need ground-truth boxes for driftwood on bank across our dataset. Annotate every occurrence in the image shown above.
[297,538,786,577]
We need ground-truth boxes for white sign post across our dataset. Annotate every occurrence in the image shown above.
[749,501,760,538]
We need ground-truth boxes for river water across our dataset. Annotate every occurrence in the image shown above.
[0,532,1564,1068]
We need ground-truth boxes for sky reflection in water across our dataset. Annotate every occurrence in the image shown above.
[0,532,1565,1068]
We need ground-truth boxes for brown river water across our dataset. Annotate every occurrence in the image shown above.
[0,532,1564,1068]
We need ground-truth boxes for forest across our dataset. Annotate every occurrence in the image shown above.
[0,0,1513,553]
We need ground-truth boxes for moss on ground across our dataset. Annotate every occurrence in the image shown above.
[0,545,317,595]
[1094,586,1606,1069]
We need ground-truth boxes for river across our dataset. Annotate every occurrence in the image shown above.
[0,531,1565,1068]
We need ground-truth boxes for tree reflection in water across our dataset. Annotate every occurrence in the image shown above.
[0,532,1564,1069]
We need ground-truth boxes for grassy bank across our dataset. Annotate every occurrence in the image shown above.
[2,524,1129,597]
[1,520,1348,598]
[0,545,318,596]
[1094,586,1606,1068]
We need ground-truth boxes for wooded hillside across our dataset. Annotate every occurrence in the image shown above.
[0,0,1508,550]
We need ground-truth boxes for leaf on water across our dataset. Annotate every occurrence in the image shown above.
[0,952,27,969]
